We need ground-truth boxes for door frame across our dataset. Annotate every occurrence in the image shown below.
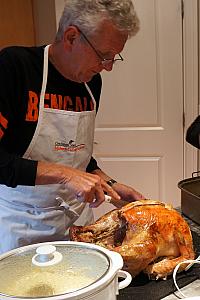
[183,0,199,178]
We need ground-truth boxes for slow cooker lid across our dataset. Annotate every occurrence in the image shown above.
[0,243,110,298]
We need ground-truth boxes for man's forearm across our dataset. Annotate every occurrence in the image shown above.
[35,161,73,185]
[0,148,37,187]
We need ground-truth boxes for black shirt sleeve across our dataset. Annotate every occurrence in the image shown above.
[186,116,200,149]
[86,156,100,173]
[0,48,38,187]
[0,147,37,187]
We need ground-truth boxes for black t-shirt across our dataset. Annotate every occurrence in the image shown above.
[0,46,102,187]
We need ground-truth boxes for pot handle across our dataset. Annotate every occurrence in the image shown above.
[118,270,132,290]
[192,171,200,177]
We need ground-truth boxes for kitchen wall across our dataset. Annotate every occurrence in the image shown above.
[32,0,66,46]
[54,0,66,29]
[32,0,57,45]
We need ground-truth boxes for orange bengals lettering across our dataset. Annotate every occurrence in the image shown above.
[25,91,93,120]
[0,112,8,139]
[26,91,39,121]
[0,112,8,129]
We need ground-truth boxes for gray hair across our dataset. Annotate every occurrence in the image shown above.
[55,0,139,41]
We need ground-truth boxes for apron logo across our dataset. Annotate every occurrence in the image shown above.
[55,140,85,152]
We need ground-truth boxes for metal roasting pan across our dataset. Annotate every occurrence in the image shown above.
[178,172,200,225]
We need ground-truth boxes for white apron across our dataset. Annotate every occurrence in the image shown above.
[0,45,96,254]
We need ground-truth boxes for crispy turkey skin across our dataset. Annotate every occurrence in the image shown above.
[70,200,195,279]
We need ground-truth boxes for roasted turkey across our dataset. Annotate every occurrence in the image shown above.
[70,200,195,279]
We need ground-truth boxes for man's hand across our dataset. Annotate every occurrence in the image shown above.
[108,182,145,208]
[61,168,120,207]
[36,161,120,207]
[91,168,145,208]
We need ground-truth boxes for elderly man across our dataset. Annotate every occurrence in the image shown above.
[0,0,143,253]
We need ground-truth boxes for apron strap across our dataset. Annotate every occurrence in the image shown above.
[24,45,51,158]
[39,45,50,114]
[84,83,96,111]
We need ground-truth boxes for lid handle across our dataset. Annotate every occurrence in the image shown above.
[32,245,63,267]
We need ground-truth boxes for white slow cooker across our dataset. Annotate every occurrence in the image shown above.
[0,241,132,300]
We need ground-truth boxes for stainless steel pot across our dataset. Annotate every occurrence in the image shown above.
[178,172,200,224]
[0,241,132,300]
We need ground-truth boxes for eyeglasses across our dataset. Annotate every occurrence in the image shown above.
[79,29,124,67]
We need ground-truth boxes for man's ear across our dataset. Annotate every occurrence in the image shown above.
[63,26,80,47]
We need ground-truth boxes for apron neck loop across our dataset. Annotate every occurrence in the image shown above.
[84,83,96,111]
[39,45,51,111]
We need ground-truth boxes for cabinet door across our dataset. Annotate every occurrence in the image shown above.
[93,0,183,219]
[0,0,35,48]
